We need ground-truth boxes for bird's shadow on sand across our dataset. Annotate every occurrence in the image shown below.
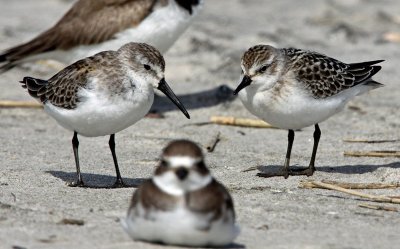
[151,84,236,113]
[46,171,146,189]
[257,162,400,175]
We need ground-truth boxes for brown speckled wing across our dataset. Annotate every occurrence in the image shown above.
[129,179,179,213]
[284,48,383,98]
[21,51,121,109]
[186,179,235,221]
[0,0,158,65]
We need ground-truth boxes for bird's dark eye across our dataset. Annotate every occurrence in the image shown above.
[258,65,268,73]
[160,160,168,167]
[241,69,244,74]
[144,64,151,70]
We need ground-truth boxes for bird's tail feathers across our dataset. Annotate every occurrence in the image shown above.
[20,77,48,102]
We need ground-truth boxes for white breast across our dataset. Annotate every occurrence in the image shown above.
[239,85,352,130]
[44,79,154,137]
[122,202,239,247]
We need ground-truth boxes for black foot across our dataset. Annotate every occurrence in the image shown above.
[110,178,128,188]
[257,166,315,178]
[67,180,85,187]
[257,169,289,179]
[289,166,315,177]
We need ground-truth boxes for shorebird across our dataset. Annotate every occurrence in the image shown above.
[122,140,239,247]
[0,0,203,72]
[234,45,384,178]
[20,42,190,187]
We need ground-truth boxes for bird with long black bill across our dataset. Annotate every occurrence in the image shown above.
[20,42,190,187]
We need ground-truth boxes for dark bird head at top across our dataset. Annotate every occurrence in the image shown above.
[175,0,201,14]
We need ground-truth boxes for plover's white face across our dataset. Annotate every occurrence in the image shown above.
[153,140,212,196]
[234,45,284,95]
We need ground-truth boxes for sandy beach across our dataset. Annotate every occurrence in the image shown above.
[0,0,399,248]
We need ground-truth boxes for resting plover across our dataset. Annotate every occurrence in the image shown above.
[234,45,384,178]
[0,0,203,72]
[20,42,190,187]
[122,140,239,247]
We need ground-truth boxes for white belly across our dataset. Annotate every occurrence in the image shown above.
[44,88,154,137]
[122,205,239,247]
[239,87,349,130]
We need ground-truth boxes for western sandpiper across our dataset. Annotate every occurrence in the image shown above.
[122,140,239,247]
[20,42,190,187]
[1,0,203,72]
[234,45,384,178]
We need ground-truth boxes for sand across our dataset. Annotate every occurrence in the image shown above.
[0,0,399,248]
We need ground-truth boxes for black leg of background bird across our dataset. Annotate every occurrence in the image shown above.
[68,132,84,187]
[282,129,295,178]
[109,134,126,188]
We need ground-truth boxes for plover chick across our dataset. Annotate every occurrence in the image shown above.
[20,42,190,187]
[122,140,239,247]
[234,45,384,178]
[0,0,203,72]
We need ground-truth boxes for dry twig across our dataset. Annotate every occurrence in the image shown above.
[344,150,400,158]
[0,100,42,109]
[205,131,221,152]
[300,180,400,189]
[382,32,400,43]
[58,218,85,226]
[359,203,398,212]
[343,138,399,143]
[210,116,276,129]
[302,181,400,204]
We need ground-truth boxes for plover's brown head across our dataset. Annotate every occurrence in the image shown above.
[118,42,189,119]
[153,140,212,196]
[234,44,285,95]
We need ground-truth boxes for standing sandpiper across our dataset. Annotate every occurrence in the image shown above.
[122,140,239,247]
[234,45,384,178]
[0,0,203,72]
[20,42,190,187]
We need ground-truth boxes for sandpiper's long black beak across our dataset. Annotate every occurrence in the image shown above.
[233,75,252,95]
[157,78,190,119]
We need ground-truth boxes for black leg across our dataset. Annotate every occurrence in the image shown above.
[68,132,84,187]
[307,124,321,176]
[109,134,125,188]
[282,130,295,179]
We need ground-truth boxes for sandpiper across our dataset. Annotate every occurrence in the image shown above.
[20,42,190,187]
[0,0,203,72]
[234,45,384,178]
[122,140,239,247]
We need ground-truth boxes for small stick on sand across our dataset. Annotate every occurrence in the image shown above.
[241,166,259,172]
[382,32,400,43]
[359,203,398,212]
[344,150,400,158]
[0,100,42,109]
[205,131,221,152]
[300,180,400,189]
[343,138,399,143]
[210,116,276,129]
[303,181,400,204]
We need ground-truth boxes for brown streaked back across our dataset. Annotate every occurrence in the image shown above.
[0,0,159,67]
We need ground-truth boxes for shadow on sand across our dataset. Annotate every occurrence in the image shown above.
[257,162,400,176]
[151,84,236,113]
[46,170,146,189]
